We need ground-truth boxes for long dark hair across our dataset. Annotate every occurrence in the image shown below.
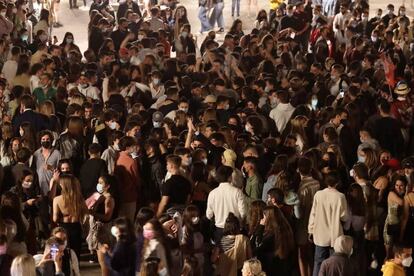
[347,183,365,216]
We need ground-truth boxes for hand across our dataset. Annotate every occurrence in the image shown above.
[308,234,313,243]
[54,251,63,273]
[52,169,60,181]
[26,198,37,206]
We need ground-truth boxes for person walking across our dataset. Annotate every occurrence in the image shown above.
[209,0,224,33]
[198,0,211,33]
[308,172,348,276]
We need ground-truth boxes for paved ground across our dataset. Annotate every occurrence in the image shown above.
[51,0,411,274]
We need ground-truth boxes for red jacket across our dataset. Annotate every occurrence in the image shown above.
[114,151,141,203]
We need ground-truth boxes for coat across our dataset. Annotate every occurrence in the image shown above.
[318,253,354,276]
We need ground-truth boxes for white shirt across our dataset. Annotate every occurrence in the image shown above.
[206,182,247,228]
[2,59,17,83]
[30,75,40,93]
[79,84,101,101]
[308,188,348,247]
[332,12,351,32]
[269,102,295,133]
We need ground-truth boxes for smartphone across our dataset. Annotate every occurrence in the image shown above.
[50,243,59,260]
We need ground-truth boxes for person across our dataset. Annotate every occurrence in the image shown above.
[33,130,61,196]
[214,213,251,275]
[52,174,87,259]
[209,0,224,32]
[140,218,170,275]
[12,95,49,136]
[86,175,115,275]
[10,253,36,276]
[103,217,137,276]
[34,237,66,276]
[384,175,407,258]
[157,155,192,217]
[114,136,141,222]
[319,235,355,276]
[381,243,413,276]
[51,227,81,276]
[206,165,247,243]
[79,143,108,199]
[251,206,295,275]
[241,258,266,276]
[243,157,263,200]
[308,172,348,276]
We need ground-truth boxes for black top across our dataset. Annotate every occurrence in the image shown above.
[161,174,192,209]
[79,158,108,199]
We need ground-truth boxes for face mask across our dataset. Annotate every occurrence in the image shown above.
[311,98,318,109]
[159,267,168,276]
[41,141,51,149]
[349,247,353,257]
[402,256,413,267]
[287,12,293,17]
[21,35,28,42]
[358,155,366,163]
[96,183,104,194]
[179,107,188,113]
[153,78,160,85]
[80,83,88,89]
[371,36,377,42]
[245,124,251,133]
[66,38,73,44]
[22,181,32,189]
[109,121,117,130]
[131,152,139,159]
[19,129,24,137]
[224,104,229,110]
[388,9,393,15]
[143,229,155,240]
[113,144,120,151]
[183,157,192,166]
[202,158,208,165]
[400,11,406,16]
[362,15,367,21]
[138,34,144,41]
[0,11,6,17]
[349,169,355,178]
[111,226,119,238]
[153,121,162,128]
[192,216,200,224]
[181,31,188,38]
[0,245,7,255]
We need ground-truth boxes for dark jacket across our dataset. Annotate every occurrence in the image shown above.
[319,253,355,276]
[12,109,49,136]
[117,1,141,19]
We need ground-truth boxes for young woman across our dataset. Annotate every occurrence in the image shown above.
[251,206,295,275]
[248,200,266,236]
[52,174,87,259]
[141,218,170,275]
[87,175,115,276]
[383,175,407,258]
[180,205,204,275]
[190,161,211,214]
[400,172,414,250]
[10,254,36,276]
[215,213,251,275]
[10,170,42,254]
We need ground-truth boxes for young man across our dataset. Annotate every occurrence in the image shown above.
[243,157,263,200]
[157,155,192,217]
[308,172,348,276]
[381,243,413,276]
[79,143,108,199]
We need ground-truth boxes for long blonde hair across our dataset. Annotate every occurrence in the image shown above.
[11,254,36,276]
[59,175,86,220]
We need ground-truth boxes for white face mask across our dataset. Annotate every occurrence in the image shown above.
[402,256,413,267]
[192,216,200,224]
[138,34,144,41]
[371,36,378,42]
[22,181,32,189]
[202,158,208,165]
[19,129,24,137]
[179,107,188,113]
[0,11,6,17]
[109,121,117,130]
[96,183,104,193]
[113,144,120,151]
[181,31,188,38]
[153,121,162,128]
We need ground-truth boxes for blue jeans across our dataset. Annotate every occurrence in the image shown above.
[209,2,224,29]
[232,0,240,16]
[313,245,331,276]
[198,6,211,32]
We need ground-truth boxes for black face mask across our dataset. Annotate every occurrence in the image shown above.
[41,141,51,149]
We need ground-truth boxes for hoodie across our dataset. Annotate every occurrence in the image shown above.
[381,261,406,276]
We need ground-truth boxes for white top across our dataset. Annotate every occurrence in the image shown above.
[206,182,247,228]
[1,59,17,84]
[308,187,348,247]
[269,102,295,133]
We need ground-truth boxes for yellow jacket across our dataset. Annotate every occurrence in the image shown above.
[381,261,406,276]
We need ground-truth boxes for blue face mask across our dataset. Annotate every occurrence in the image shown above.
[358,155,366,163]
[96,183,104,194]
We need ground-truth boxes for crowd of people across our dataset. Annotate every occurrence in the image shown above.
[0,0,413,275]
